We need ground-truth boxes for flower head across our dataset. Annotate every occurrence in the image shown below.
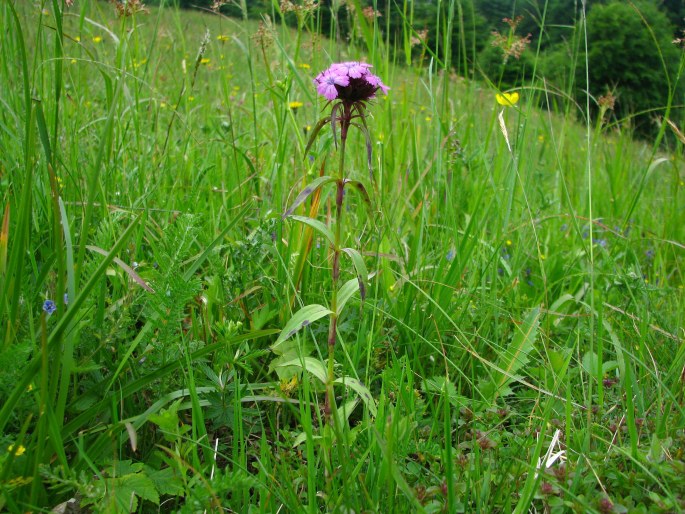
[496,92,519,107]
[313,62,388,104]
[43,299,57,315]
[8,444,26,456]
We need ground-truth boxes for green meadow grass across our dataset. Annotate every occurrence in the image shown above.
[0,1,684,512]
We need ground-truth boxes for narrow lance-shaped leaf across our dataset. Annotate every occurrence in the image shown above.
[334,376,377,417]
[356,113,374,179]
[87,245,154,293]
[274,356,328,384]
[343,179,376,226]
[336,278,360,316]
[487,306,541,401]
[272,304,333,353]
[283,175,336,218]
[304,116,330,158]
[341,247,368,301]
[289,215,335,247]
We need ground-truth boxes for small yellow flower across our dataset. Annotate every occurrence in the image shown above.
[425,116,432,122]
[74,36,81,42]
[217,35,229,42]
[70,59,77,65]
[279,376,299,396]
[496,91,519,107]
[200,58,210,65]
[298,63,311,69]
[188,96,195,102]
[289,101,303,110]
[539,253,546,260]
[92,36,103,44]
[160,102,167,109]
[8,444,26,456]
[506,240,512,246]
[537,134,545,143]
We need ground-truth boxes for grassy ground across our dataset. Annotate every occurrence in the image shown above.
[1,1,684,512]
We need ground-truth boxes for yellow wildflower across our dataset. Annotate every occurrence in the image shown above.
[217,35,229,42]
[289,101,303,110]
[8,444,26,456]
[92,36,103,44]
[200,58,210,65]
[298,63,311,69]
[496,91,519,107]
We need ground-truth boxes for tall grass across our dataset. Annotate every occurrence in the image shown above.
[0,0,683,512]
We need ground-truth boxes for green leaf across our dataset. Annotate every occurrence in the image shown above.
[283,176,336,217]
[110,473,159,510]
[335,376,377,416]
[343,179,375,222]
[145,466,186,497]
[304,116,330,158]
[341,248,368,301]
[484,307,541,402]
[275,356,328,384]
[289,215,335,247]
[336,278,360,316]
[272,304,333,353]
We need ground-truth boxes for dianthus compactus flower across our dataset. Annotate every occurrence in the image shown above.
[314,62,389,103]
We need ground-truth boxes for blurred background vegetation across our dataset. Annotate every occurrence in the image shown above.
[152,0,685,137]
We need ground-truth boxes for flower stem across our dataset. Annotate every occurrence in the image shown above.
[325,125,347,422]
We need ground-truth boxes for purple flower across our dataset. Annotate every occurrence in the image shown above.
[43,300,57,315]
[313,61,389,103]
[316,71,350,101]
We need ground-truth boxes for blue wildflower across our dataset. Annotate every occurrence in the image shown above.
[446,249,455,261]
[43,300,57,315]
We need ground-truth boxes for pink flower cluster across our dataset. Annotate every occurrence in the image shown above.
[314,62,389,102]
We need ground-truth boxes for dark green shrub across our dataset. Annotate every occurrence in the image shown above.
[579,0,683,134]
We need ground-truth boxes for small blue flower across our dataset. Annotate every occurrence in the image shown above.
[43,300,57,315]
[446,249,455,261]
[63,293,69,305]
